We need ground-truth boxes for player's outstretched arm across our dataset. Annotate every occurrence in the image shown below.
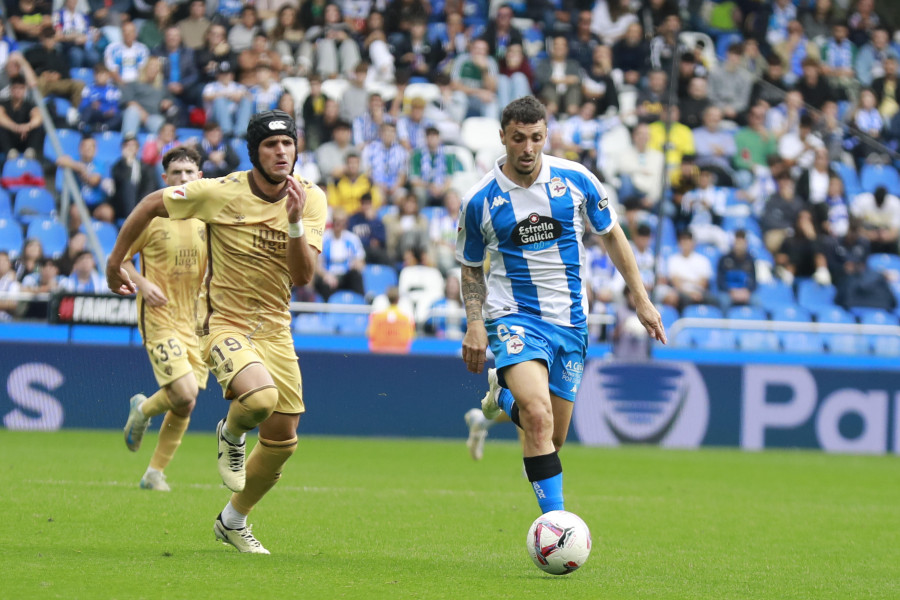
[600,222,668,344]
[461,264,489,373]
[285,177,317,285]
[106,190,169,296]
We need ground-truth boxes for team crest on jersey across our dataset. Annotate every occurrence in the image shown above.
[513,213,562,249]
[549,177,567,198]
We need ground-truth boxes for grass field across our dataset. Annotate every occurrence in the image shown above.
[2,430,898,600]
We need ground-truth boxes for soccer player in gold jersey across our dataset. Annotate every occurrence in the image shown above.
[122,146,207,492]
[107,110,327,554]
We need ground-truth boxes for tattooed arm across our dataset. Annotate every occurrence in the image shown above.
[461,264,489,374]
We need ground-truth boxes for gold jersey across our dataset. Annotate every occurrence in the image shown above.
[127,216,208,341]
[162,171,327,339]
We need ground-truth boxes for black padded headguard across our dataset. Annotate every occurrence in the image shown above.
[246,109,297,184]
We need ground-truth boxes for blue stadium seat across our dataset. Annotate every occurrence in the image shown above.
[362,264,398,298]
[522,26,546,58]
[377,204,398,221]
[823,333,869,355]
[2,158,44,193]
[796,279,836,310]
[81,220,119,257]
[721,215,761,236]
[860,163,900,195]
[695,244,721,271]
[427,22,447,42]
[327,290,367,306]
[812,305,855,323]
[674,327,698,347]
[176,128,203,145]
[692,328,736,350]
[231,137,251,170]
[853,307,900,325]
[659,304,679,331]
[69,67,94,85]
[867,253,900,278]
[0,188,11,218]
[770,304,812,322]
[831,161,862,197]
[780,332,824,353]
[49,97,72,123]
[26,218,67,259]
[421,206,448,225]
[727,305,767,320]
[93,130,123,162]
[756,281,795,310]
[715,32,744,61]
[0,217,24,258]
[328,312,369,335]
[44,128,82,165]
[292,312,335,335]
[871,335,900,356]
[682,304,723,320]
[736,330,780,352]
[14,188,56,224]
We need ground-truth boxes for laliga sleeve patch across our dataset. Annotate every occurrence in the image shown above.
[598,197,608,210]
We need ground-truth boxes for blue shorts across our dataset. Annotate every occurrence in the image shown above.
[486,313,588,402]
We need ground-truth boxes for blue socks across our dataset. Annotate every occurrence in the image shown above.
[497,388,515,415]
[524,451,565,513]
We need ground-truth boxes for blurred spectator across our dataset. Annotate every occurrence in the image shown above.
[56,231,86,275]
[648,12,685,75]
[141,122,181,168]
[675,53,707,100]
[562,101,603,168]
[316,119,354,183]
[873,56,900,122]
[761,172,806,254]
[194,24,236,93]
[293,131,321,183]
[693,106,737,178]
[61,250,107,293]
[249,63,283,113]
[25,25,84,107]
[227,5,260,53]
[681,167,730,252]
[14,238,43,282]
[816,174,851,238]
[53,0,100,68]
[409,126,461,207]
[740,38,766,80]
[648,104,695,186]
[848,0,882,46]
[328,151,382,214]
[427,190,461,274]
[434,11,468,74]
[358,11,395,87]
[662,230,713,310]
[178,0,210,51]
[110,133,157,221]
[612,286,650,359]
[835,257,897,311]
[679,77,711,131]
[796,147,833,206]
[734,103,778,174]
[582,45,619,117]
[361,121,408,201]
[825,218,871,282]
[854,26,897,88]
[56,134,111,213]
[138,0,173,49]
[717,230,757,308]
[347,192,389,265]
[153,26,199,110]
[801,0,835,41]
[121,57,178,137]
[383,190,430,264]
[750,54,789,108]
[367,285,415,353]
[314,207,366,301]
[629,223,655,291]
[709,43,753,124]
[104,20,150,86]
[393,17,443,82]
[496,43,533,111]
[20,257,62,318]
[239,33,284,83]
[338,62,369,124]
[352,92,391,147]
[608,122,664,208]
[383,0,428,41]
[816,100,846,161]
[851,186,900,254]
[9,0,51,51]
[821,20,858,101]
[482,4,523,64]
[201,61,251,138]
[267,4,304,74]
[568,10,601,72]
[795,58,835,112]
[425,273,466,340]
[612,21,649,87]
[766,0,797,46]
[586,224,621,305]
[198,121,239,179]
[0,74,43,159]
[0,251,22,320]
[300,2,360,79]
[591,0,636,46]
[636,0,677,35]
[636,69,673,124]
[850,88,885,162]
[779,113,825,171]
[535,35,582,117]
[397,97,430,153]
[767,89,804,141]
[451,38,499,120]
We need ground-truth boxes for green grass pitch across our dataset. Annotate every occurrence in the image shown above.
[2,430,898,600]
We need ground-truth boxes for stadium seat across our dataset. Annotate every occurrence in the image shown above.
[871,334,900,356]
[44,128,81,165]
[756,281,795,310]
[859,163,900,195]
[461,117,504,155]
[443,144,475,173]
[823,333,869,355]
[727,305,767,321]
[866,253,900,280]
[321,78,350,101]
[14,188,56,224]
[327,290,367,306]
[2,158,44,193]
[87,220,119,257]
[327,312,369,335]
[813,305,855,324]
[427,21,447,43]
[736,330,780,352]
[780,331,824,353]
[176,128,203,144]
[450,171,482,196]
[796,279,836,310]
[674,327,698,347]
[657,216,678,249]
[282,77,311,107]
[69,67,94,85]
[0,217,24,258]
[93,130,123,161]
[682,304,723,320]
[853,307,899,325]
[26,218,67,259]
[831,161,862,197]
[695,244,721,271]
[522,26,546,58]
[231,137,252,170]
[721,215,761,237]
[770,304,812,322]
[362,264,398,298]
[0,188,11,218]
[715,32,744,61]
[679,31,716,67]
[692,328,736,350]
[292,312,335,335]
[399,264,446,322]
[659,304,679,331]
[404,82,441,105]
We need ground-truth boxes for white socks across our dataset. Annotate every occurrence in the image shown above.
[221,501,247,530]
[221,424,246,445]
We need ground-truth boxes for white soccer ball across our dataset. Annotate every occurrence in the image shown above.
[623,314,647,337]
[526,510,592,575]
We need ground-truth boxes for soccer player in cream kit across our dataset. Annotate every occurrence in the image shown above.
[457,96,667,514]
[108,110,327,554]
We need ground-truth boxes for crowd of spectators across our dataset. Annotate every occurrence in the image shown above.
[0,0,899,347]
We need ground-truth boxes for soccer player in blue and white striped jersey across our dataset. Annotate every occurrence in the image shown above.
[456,96,667,515]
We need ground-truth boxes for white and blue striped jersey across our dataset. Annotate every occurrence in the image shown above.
[456,154,617,328]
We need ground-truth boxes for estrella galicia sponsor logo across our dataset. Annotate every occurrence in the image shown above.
[513,213,562,249]
[573,360,708,447]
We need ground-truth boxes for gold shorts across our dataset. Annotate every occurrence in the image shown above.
[144,331,209,390]
[202,328,304,414]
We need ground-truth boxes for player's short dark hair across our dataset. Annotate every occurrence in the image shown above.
[162,146,202,170]
[500,96,546,131]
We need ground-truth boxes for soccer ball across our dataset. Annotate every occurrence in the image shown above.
[526,510,592,575]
